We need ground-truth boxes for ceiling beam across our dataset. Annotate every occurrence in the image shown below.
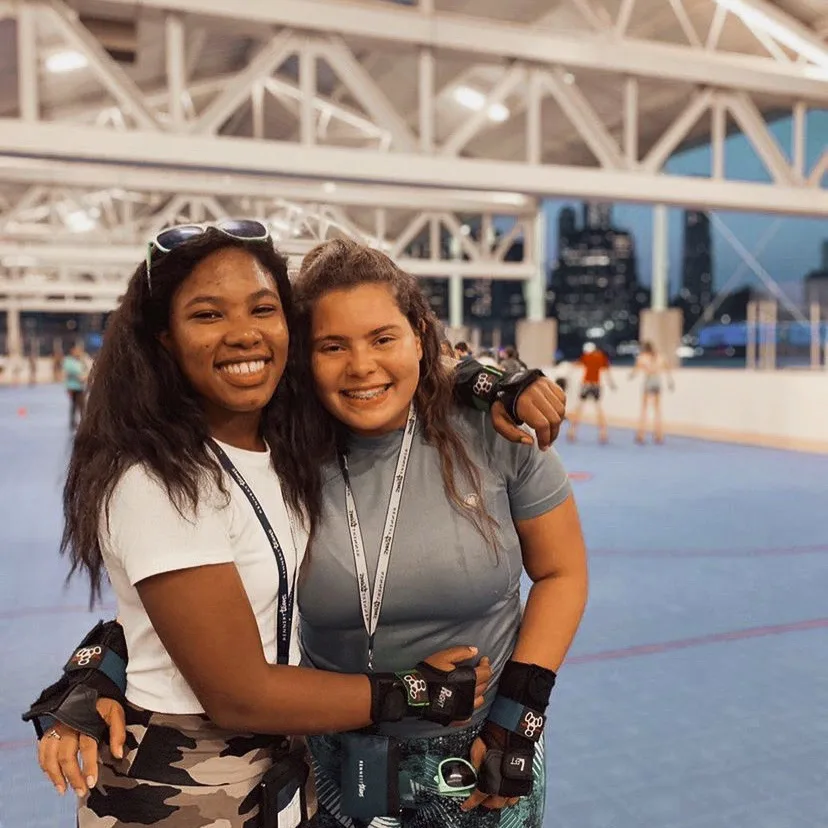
[0,158,535,214]
[91,0,828,101]
[1,120,825,216]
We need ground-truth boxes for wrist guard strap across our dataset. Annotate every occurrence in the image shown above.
[452,359,503,411]
[22,619,128,742]
[368,664,476,726]
[478,661,556,798]
[495,369,545,425]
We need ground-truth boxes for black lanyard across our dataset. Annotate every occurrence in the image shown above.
[209,440,297,666]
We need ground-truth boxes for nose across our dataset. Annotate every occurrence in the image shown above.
[346,345,378,378]
[223,324,263,350]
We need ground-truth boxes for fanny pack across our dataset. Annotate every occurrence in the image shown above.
[260,742,318,828]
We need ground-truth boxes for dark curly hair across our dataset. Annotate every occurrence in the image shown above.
[62,230,322,602]
[293,238,498,548]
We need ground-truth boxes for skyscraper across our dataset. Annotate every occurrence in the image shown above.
[804,239,828,311]
[547,203,645,353]
[679,210,714,329]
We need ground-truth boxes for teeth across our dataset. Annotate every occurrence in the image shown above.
[220,360,266,375]
[343,386,388,400]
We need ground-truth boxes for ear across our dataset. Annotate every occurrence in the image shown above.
[415,319,429,361]
[158,331,172,352]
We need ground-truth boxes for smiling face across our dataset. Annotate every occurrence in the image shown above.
[161,246,288,441]
[310,283,423,436]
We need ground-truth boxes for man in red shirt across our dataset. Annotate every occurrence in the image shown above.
[567,342,615,444]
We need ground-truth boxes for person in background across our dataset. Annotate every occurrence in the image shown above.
[28,350,38,386]
[63,344,88,429]
[566,342,615,444]
[499,345,527,374]
[476,349,500,369]
[454,341,474,362]
[629,341,674,445]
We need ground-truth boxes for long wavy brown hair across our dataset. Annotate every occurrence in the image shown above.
[62,231,323,602]
[293,238,498,548]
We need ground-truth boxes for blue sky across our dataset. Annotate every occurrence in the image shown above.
[542,109,828,298]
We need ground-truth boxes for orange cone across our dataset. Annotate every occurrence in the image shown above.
[17,407,27,417]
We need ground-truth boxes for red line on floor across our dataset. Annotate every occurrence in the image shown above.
[589,543,828,558]
[3,618,827,752]
[0,739,34,752]
[568,617,828,665]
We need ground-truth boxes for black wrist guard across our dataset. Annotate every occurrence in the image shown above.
[367,663,476,726]
[478,661,556,797]
[22,619,128,742]
[495,369,545,425]
[452,359,503,412]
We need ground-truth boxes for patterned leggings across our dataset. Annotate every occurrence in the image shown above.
[309,724,546,828]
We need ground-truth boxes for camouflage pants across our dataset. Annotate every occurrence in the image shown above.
[308,724,546,828]
[78,701,316,827]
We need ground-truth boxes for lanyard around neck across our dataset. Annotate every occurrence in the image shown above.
[341,406,418,671]
[209,441,298,666]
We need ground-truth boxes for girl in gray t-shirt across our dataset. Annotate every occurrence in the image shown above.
[294,239,588,828]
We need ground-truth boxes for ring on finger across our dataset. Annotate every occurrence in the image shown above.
[46,730,62,740]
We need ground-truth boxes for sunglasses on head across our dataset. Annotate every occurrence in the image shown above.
[144,219,271,293]
[434,757,477,797]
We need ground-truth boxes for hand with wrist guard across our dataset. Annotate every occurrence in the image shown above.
[368,646,491,726]
[23,620,130,797]
[461,660,556,812]
[452,360,567,452]
[23,619,128,742]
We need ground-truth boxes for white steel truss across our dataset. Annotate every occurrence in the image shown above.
[0,1,824,211]
[0,183,539,311]
[1,0,827,320]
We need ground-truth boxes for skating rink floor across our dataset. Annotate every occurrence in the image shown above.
[1,384,826,828]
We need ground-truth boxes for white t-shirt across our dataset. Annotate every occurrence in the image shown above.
[100,440,307,714]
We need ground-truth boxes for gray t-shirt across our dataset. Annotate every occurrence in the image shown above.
[298,409,572,737]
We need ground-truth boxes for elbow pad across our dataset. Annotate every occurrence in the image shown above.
[22,619,128,742]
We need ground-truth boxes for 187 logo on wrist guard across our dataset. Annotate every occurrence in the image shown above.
[472,373,494,398]
[396,671,428,707]
[68,646,103,669]
[518,710,545,740]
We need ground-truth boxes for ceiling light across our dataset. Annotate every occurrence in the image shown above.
[562,72,576,85]
[487,103,509,122]
[45,50,89,74]
[453,86,510,123]
[65,210,96,233]
[453,86,486,110]
[322,182,337,194]
[713,0,828,68]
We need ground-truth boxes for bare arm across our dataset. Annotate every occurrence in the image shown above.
[461,496,588,812]
[136,562,374,734]
[510,495,588,671]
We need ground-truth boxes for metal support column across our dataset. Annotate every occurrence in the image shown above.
[810,301,820,369]
[651,204,668,312]
[6,302,22,358]
[746,300,757,369]
[525,209,547,322]
[448,236,464,330]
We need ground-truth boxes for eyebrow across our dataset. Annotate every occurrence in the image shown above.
[184,288,280,309]
[314,324,402,344]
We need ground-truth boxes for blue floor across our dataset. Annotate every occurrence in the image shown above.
[1,385,826,828]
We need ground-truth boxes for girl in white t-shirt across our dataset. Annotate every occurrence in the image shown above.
[40,225,491,827]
